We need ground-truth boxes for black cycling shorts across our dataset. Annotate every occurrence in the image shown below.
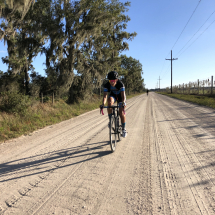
[109,93,126,107]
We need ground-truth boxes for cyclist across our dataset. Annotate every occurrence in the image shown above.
[147,89,149,96]
[100,71,127,138]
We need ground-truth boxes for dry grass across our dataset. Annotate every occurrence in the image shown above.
[158,92,215,109]
[0,93,144,143]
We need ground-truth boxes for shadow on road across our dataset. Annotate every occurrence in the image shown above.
[0,140,112,183]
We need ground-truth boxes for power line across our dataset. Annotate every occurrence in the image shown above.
[171,0,202,50]
[176,10,215,57]
[159,1,202,79]
[159,50,171,78]
[178,18,215,57]
[161,64,171,79]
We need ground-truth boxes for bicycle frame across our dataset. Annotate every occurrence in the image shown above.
[100,105,122,152]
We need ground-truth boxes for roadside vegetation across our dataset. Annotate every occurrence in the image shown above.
[0,92,144,143]
[158,92,215,109]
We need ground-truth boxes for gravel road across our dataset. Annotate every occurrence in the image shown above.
[1,93,215,215]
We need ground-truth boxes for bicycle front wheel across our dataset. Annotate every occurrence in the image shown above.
[109,116,116,152]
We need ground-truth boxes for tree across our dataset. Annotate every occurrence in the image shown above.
[70,0,137,102]
[120,55,144,94]
[1,0,51,94]
[1,0,139,103]
[42,0,136,103]
[0,0,35,39]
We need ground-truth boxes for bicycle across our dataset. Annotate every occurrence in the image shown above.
[100,105,123,152]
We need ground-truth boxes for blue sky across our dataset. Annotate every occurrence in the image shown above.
[1,0,215,89]
[120,0,215,89]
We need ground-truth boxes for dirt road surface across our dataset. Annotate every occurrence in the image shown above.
[1,93,215,215]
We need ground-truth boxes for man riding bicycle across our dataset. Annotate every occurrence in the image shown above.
[100,71,127,138]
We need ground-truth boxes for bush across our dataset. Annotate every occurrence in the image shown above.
[0,91,29,115]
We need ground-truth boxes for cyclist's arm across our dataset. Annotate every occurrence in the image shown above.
[102,92,108,105]
[121,91,126,103]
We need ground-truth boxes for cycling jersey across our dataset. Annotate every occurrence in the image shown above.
[103,80,125,103]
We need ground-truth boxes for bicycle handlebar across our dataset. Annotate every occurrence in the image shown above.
[100,105,125,115]
[103,106,120,108]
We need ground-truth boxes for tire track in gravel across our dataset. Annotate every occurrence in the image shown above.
[95,95,150,215]
[150,93,215,214]
[157,93,215,137]
[0,113,109,213]
[147,95,170,215]
[29,94,148,215]
[151,95,197,214]
[0,94,146,214]
[155,94,215,191]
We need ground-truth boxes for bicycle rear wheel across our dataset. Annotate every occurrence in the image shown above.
[109,116,116,152]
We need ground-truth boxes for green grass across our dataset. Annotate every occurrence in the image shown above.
[158,92,215,109]
[0,92,144,143]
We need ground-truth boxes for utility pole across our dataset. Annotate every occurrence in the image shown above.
[166,50,178,93]
[158,76,161,90]
[155,82,158,91]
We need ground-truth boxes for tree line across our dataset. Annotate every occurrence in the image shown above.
[0,0,145,104]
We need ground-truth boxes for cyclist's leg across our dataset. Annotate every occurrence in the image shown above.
[107,96,116,128]
[107,95,115,115]
[119,104,126,124]
[118,96,127,137]
[119,107,126,123]
[119,106,127,137]
[118,94,126,123]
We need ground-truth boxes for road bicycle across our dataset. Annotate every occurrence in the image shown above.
[100,105,122,152]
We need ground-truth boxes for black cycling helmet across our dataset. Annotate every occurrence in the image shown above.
[108,71,118,80]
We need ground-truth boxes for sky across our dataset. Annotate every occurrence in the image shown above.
[0,0,215,90]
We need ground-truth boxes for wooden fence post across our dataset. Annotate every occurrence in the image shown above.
[211,76,213,95]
